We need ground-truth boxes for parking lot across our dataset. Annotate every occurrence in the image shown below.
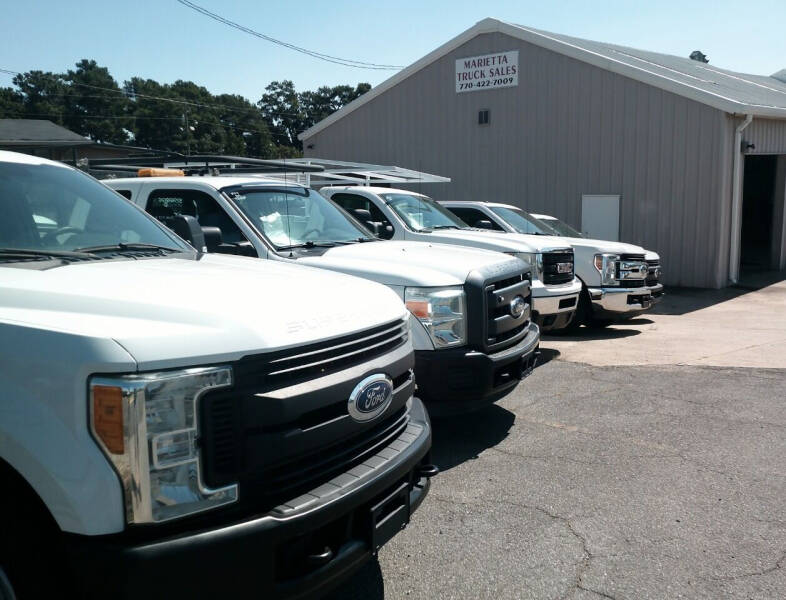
[330,281,786,599]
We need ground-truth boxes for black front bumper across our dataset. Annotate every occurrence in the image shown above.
[64,399,433,600]
[414,322,540,416]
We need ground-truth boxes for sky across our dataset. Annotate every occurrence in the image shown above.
[2,0,785,102]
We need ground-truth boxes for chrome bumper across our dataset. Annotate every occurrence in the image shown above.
[649,283,665,304]
[532,291,580,316]
[587,285,655,315]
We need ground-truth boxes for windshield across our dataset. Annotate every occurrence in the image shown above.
[226,186,371,248]
[0,161,187,256]
[489,206,556,235]
[534,215,585,238]
[383,193,468,231]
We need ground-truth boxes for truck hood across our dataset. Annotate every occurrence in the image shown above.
[297,241,522,287]
[549,236,647,255]
[0,254,406,370]
[425,228,542,253]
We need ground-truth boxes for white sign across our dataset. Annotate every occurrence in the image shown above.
[455,50,519,93]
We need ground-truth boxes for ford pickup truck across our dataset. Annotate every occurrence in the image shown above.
[106,175,540,415]
[0,151,435,599]
[440,201,663,328]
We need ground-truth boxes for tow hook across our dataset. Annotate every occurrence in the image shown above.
[418,464,439,478]
[307,546,334,567]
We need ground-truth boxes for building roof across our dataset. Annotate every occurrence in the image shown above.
[300,18,786,140]
[0,119,93,147]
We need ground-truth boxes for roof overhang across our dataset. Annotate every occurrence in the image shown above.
[299,17,786,141]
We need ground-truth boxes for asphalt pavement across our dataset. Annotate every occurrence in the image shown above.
[327,358,786,599]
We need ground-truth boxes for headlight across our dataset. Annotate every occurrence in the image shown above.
[405,286,466,348]
[90,367,237,523]
[594,253,619,286]
[517,252,543,280]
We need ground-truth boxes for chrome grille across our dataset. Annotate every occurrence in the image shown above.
[542,250,574,285]
[646,259,661,286]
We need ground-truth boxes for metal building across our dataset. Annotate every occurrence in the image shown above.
[300,19,786,288]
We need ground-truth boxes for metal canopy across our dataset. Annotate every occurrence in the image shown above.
[83,153,448,185]
[262,158,450,187]
[84,153,325,176]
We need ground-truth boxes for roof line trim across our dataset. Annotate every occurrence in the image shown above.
[299,18,786,140]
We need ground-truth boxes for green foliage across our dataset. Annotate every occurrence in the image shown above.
[259,80,370,152]
[3,60,370,157]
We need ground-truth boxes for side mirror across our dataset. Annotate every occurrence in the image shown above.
[201,226,223,252]
[475,219,494,230]
[366,221,381,236]
[380,225,394,240]
[171,215,206,252]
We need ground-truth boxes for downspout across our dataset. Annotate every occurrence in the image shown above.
[728,113,753,284]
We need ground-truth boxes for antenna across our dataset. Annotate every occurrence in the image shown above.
[283,154,293,257]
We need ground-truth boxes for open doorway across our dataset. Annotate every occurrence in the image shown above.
[740,155,777,271]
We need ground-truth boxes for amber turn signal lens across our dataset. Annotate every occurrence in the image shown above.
[93,385,124,454]
[405,300,430,319]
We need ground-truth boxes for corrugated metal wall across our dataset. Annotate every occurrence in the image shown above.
[303,32,734,288]
[745,119,786,154]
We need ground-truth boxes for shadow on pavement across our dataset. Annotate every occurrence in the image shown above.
[624,317,654,325]
[430,404,515,472]
[652,272,785,316]
[542,326,641,342]
[322,558,384,600]
[536,347,561,366]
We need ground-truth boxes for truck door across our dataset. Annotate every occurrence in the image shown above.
[144,187,260,257]
[330,193,395,239]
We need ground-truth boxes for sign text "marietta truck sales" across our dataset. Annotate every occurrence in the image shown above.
[455,50,519,93]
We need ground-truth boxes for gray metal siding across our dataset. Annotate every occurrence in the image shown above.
[745,118,786,154]
[304,32,731,288]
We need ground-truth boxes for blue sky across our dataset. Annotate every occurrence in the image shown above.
[2,0,785,101]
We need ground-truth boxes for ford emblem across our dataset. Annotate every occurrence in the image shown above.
[510,295,527,318]
[348,374,394,422]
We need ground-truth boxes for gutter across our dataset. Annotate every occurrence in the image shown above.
[728,114,753,284]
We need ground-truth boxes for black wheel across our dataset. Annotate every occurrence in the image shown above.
[0,567,16,600]
[0,472,72,599]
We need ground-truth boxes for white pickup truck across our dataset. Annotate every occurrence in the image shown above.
[105,175,540,416]
[0,151,436,599]
[440,202,663,328]
[321,187,583,332]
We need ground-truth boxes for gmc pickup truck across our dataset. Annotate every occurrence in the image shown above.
[0,151,435,599]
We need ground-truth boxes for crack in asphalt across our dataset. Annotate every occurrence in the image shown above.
[707,550,786,582]
[427,493,621,600]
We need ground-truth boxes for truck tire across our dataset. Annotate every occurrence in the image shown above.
[0,465,70,599]
[0,568,15,600]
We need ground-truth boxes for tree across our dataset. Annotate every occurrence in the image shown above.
[0,87,25,118]
[124,77,187,151]
[300,82,370,129]
[259,80,370,153]
[258,80,306,152]
[63,60,130,144]
[11,70,68,124]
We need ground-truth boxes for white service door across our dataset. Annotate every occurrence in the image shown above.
[581,195,620,241]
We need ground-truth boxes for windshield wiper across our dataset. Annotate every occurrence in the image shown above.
[74,243,182,253]
[430,225,460,230]
[277,241,337,250]
[0,247,95,259]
